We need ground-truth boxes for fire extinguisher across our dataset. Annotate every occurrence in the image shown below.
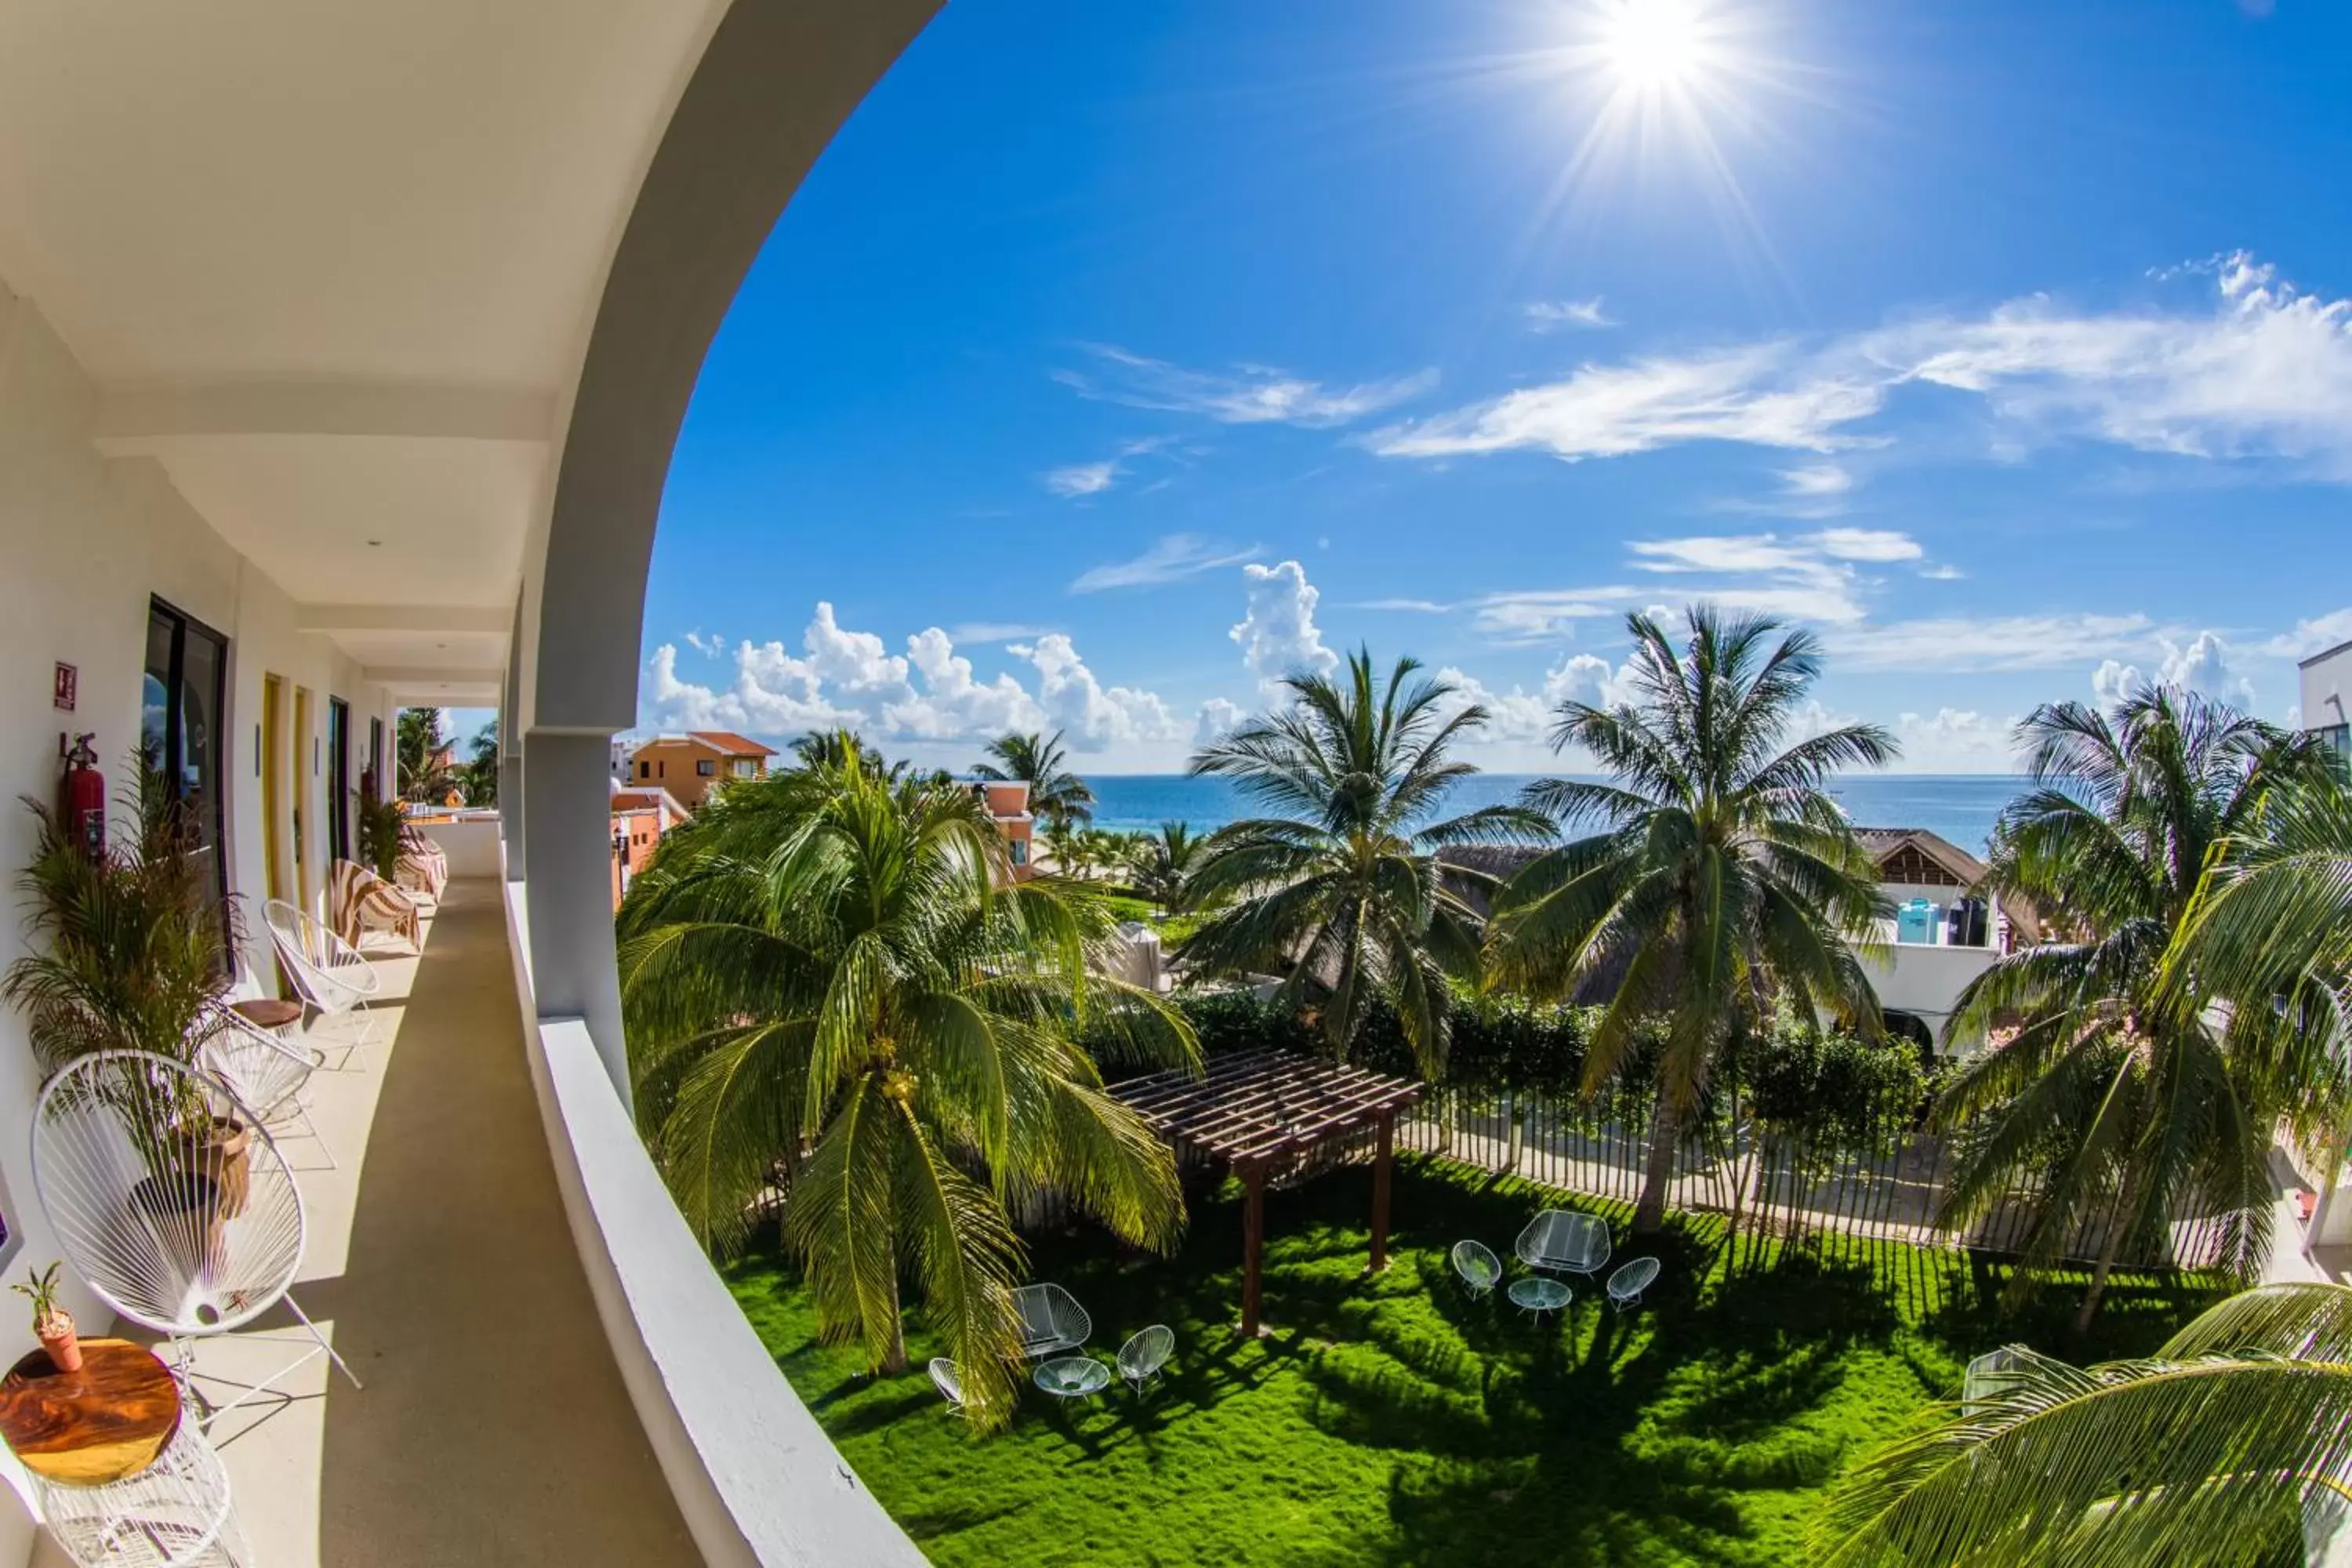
[60,733,104,861]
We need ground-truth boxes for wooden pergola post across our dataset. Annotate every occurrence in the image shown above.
[1240,1158,1266,1338]
[1109,1051,1422,1341]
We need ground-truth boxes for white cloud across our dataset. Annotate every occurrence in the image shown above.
[1828,613,2162,673]
[641,607,1178,757]
[948,621,1054,644]
[1472,590,1637,644]
[1069,533,1262,593]
[885,627,1044,739]
[1057,343,1436,428]
[804,601,911,699]
[682,629,725,658]
[1195,698,1247,746]
[1352,597,1455,613]
[1433,654,1642,749]
[1374,252,2352,480]
[1368,342,1886,462]
[2155,631,2256,709]
[1232,560,1338,691]
[1779,463,1855,499]
[1812,528,1920,563]
[1044,460,1119,498]
[2092,659,2146,709]
[1918,563,1965,581]
[2260,606,2352,659]
[1524,298,1616,332]
[1896,708,2020,768]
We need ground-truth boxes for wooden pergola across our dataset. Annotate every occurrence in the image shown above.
[1112,1051,1424,1337]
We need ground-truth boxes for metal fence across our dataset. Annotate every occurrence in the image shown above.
[1397,1086,2233,1271]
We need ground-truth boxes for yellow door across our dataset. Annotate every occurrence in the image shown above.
[261,676,286,905]
[292,687,313,909]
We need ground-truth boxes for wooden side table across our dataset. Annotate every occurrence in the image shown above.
[0,1340,239,1566]
[227,998,303,1037]
[0,1339,179,1485]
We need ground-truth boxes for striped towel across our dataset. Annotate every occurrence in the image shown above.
[331,858,422,950]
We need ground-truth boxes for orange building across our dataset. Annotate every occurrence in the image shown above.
[610,783,691,907]
[958,778,1035,879]
[625,730,776,808]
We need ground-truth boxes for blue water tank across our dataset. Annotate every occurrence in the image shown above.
[1897,898,1938,944]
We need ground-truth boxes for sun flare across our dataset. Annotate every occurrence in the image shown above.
[1595,0,1719,91]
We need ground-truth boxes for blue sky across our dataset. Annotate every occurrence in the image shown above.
[633,0,2352,774]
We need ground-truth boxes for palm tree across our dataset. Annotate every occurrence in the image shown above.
[394,706,454,803]
[1932,689,2327,1329]
[975,730,1095,833]
[1130,821,1205,909]
[1814,1281,2352,1567]
[2164,759,2352,1160]
[461,719,499,807]
[1486,608,1895,1234]
[615,742,1196,1428]
[1182,650,1549,1076]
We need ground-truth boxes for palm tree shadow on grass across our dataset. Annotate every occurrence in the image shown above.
[1287,1240,1913,1568]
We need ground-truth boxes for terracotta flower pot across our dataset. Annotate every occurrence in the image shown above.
[176,1116,252,1220]
[36,1311,82,1374]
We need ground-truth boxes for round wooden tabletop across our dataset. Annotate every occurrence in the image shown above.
[230,997,305,1032]
[0,1338,181,1486]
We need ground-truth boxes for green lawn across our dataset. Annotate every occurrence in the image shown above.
[725,1159,2219,1567]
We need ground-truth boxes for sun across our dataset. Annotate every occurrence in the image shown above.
[1595,0,1719,91]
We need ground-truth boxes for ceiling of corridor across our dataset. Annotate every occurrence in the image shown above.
[0,0,735,701]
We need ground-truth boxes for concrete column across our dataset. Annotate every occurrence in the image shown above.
[499,597,527,882]
[524,730,629,1107]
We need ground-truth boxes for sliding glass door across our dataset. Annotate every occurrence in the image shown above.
[140,598,230,906]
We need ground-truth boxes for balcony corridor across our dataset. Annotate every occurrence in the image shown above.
[33,880,699,1566]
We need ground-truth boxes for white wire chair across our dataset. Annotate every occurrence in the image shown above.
[1516,1210,1613,1279]
[1606,1256,1661,1312]
[1450,1240,1503,1299]
[1962,1346,2031,1414]
[28,1416,248,1568]
[1010,1283,1091,1359]
[1116,1325,1175,1394]
[31,1050,363,1432]
[265,897,383,1069]
[927,1358,967,1417]
[196,1010,334,1171]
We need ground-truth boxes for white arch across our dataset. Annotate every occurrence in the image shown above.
[515,0,940,1099]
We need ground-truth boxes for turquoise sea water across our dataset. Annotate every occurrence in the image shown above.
[1084,774,2030,857]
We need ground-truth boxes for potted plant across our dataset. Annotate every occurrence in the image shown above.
[13,1262,82,1373]
[357,789,405,884]
[4,759,253,1219]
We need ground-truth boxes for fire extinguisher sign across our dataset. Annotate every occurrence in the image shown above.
[53,662,76,712]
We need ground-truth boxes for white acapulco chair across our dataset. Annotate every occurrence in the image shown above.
[1010,1283,1091,1359]
[1516,1209,1613,1281]
[25,1415,250,1568]
[1450,1240,1503,1299]
[266,897,383,1069]
[1962,1346,2031,1414]
[1606,1257,1661,1313]
[927,1358,967,1417]
[1117,1325,1175,1395]
[197,1007,335,1170]
[31,1050,364,1432]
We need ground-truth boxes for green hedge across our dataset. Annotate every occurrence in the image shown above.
[1120,986,1936,1160]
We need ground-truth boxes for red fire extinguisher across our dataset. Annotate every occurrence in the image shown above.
[60,733,104,861]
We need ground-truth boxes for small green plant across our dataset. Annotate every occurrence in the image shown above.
[356,792,405,882]
[12,1261,64,1329]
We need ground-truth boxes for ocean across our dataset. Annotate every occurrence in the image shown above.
[1084,774,2031,857]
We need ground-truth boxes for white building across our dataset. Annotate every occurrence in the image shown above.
[0,4,942,1564]
[2303,638,2352,765]
[1849,828,2036,1053]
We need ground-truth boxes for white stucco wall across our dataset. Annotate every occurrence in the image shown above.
[2304,643,2352,736]
[0,278,397,1559]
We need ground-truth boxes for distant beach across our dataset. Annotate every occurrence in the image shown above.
[1083,774,2031,857]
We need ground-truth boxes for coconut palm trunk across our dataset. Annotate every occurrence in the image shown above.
[1488,608,1895,1240]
